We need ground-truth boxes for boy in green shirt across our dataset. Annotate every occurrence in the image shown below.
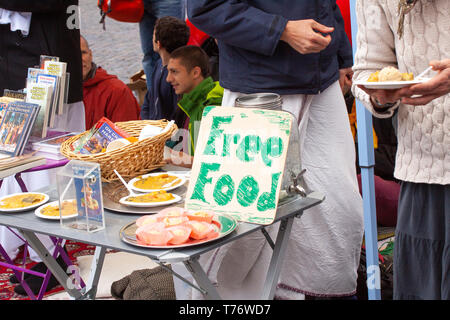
[165,45,223,166]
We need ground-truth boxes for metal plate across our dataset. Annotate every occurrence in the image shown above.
[119,213,238,249]
[102,181,187,214]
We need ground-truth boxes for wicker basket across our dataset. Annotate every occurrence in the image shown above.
[60,120,177,182]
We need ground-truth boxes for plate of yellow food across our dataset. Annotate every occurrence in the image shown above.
[35,200,78,220]
[128,172,186,193]
[354,66,430,89]
[119,190,182,208]
[0,192,49,212]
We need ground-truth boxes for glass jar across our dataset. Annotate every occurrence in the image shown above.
[234,93,306,198]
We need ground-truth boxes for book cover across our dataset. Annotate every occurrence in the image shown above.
[27,67,41,84]
[79,117,130,155]
[0,97,22,134]
[44,60,66,115]
[25,83,53,138]
[39,55,59,69]
[72,127,98,153]
[36,73,59,127]
[32,132,76,154]
[18,102,41,155]
[73,165,104,226]
[0,101,40,157]
[0,102,7,125]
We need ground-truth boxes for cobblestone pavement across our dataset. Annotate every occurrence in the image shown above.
[79,0,144,84]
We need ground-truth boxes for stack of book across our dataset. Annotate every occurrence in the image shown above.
[0,54,70,160]
[0,153,46,177]
[31,132,77,160]
[25,55,68,138]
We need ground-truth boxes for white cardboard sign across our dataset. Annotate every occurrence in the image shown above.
[184,106,292,225]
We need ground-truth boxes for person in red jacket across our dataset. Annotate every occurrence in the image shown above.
[81,35,141,129]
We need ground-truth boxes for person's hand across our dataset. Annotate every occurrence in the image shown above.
[339,67,353,95]
[399,59,450,105]
[281,19,334,54]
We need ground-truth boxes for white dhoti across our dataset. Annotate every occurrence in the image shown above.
[174,81,364,299]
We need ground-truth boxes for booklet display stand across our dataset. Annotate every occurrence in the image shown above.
[56,160,105,233]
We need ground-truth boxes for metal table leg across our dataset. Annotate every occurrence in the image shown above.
[260,215,295,300]
[19,230,84,299]
[184,257,222,300]
[81,246,107,299]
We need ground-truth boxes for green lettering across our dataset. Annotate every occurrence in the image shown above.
[261,137,283,167]
[236,175,259,207]
[257,172,281,211]
[203,116,233,156]
[213,174,235,206]
[236,135,261,162]
[190,162,221,203]
[222,134,232,157]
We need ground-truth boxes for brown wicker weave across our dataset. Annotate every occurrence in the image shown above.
[60,120,177,182]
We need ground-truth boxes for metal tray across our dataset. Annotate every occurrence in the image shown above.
[119,213,238,249]
[102,181,187,215]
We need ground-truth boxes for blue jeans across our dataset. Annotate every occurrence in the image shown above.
[139,0,185,89]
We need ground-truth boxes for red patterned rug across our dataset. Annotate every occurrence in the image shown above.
[0,240,96,300]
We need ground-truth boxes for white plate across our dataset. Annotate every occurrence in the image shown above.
[0,192,49,213]
[34,200,78,220]
[119,193,182,208]
[354,77,430,90]
[128,172,186,193]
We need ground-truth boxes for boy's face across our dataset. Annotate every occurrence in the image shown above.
[166,58,198,95]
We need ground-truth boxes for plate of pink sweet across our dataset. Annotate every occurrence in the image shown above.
[120,206,238,249]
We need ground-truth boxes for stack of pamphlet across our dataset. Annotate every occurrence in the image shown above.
[0,152,46,173]
[24,55,68,138]
[31,132,77,160]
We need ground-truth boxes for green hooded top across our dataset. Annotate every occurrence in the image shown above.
[178,76,223,155]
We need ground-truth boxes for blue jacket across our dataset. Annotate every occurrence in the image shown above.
[140,58,178,122]
[187,0,352,95]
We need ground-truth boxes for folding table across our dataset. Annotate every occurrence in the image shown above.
[0,185,323,300]
[0,158,72,299]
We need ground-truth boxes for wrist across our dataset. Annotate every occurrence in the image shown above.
[280,21,292,42]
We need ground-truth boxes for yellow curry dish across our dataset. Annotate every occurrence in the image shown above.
[0,193,47,210]
[125,190,175,203]
[41,200,78,217]
[368,66,414,82]
[133,173,181,190]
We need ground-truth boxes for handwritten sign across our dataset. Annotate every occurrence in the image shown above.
[184,106,292,225]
